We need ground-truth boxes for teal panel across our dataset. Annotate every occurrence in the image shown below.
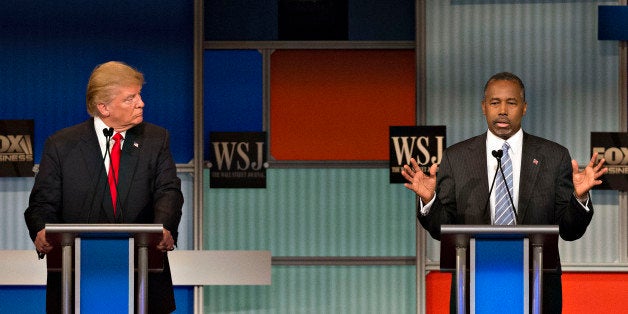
[204,265,416,314]
[204,168,417,256]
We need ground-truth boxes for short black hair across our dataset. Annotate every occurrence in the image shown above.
[483,72,526,101]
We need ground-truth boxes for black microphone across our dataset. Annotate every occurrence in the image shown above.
[484,150,503,214]
[492,149,519,224]
[86,127,114,222]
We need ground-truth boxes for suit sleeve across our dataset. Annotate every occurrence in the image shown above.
[151,130,183,243]
[417,150,459,240]
[555,148,593,241]
[24,137,63,242]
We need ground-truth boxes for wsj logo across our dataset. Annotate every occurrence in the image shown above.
[0,134,34,162]
[212,141,265,171]
[593,146,628,174]
[391,136,445,169]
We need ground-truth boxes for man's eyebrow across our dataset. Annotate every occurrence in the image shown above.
[489,97,518,101]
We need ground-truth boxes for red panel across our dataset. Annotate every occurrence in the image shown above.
[426,271,628,313]
[426,272,451,314]
[562,273,628,313]
[270,50,416,161]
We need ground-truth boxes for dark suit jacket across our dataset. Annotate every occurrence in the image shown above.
[418,132,593,313]
[24,118,184,313]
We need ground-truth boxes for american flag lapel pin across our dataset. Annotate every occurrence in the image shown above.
[533,159,539,165]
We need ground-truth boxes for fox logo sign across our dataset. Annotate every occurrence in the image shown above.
[208,132,267,188]
[591,132,628,191]
[389,126,446,184]
[0,120,34,177]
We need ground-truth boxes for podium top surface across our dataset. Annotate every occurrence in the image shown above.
[46,223,163,235]
[441,224,558,236]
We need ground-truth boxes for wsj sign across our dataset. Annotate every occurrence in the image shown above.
[591,132,628,191]
[0,120,34,177]
[209,132,267,188]
[389,126,446,183]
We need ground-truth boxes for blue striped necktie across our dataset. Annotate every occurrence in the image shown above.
[494,142,515,225]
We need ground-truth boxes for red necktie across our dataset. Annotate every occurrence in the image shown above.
[108,133,122,214]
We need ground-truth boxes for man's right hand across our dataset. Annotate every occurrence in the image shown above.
[34,229,52,255]
[401,158,438,204]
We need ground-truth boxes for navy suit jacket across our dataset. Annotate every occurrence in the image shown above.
[25,118,183,313]
[418,132,593,313]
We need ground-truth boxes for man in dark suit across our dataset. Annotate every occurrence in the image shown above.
[24,61,183,313]
[401,72,607,313]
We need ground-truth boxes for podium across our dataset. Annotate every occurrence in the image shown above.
[46,223,164,314]
[440,225,558,314]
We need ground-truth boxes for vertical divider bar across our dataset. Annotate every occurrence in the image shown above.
[456,244,467,314]
[129,238,135,314]
[532,243,543,314]
[137,243,148,314]
[73,237,80,314]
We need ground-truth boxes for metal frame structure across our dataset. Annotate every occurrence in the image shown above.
[193,0,628,312]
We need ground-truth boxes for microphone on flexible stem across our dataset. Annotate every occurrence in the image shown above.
[490,149,519,224]
[483,149,503,213]
[86,127,114,222]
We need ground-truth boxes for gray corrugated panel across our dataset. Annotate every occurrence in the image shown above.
[204,266,416,314]
[0,177,34,250]
[204,168,417,257]
[0,172,194,251]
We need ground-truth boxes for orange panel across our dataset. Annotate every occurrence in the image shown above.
[270,50,416,161]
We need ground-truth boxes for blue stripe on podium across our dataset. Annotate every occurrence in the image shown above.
[474,239,525,314]
[80,238,130,313]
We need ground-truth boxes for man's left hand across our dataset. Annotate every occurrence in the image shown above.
[157,228,175,252]
[572,152,607,198]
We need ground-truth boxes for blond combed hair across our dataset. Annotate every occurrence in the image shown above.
[85,61,144,116]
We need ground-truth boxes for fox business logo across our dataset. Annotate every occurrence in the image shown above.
[591,132,628,191]
[208,132,267,188]
[389,126,446,183]
[0,134,33,162]
[592,146,628,174]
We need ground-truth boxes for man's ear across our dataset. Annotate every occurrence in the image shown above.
[96,103,109,117]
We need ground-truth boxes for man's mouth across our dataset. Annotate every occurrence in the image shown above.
[494,120,510,128]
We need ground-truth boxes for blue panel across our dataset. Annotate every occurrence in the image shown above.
[204,50,263,160]
[348,0,415,40]
[173,286,194,313]
[598,6,628,40]
[0,286,46,313]
[475,239,525,314]
[81,238,130,313]
[205,0,278,40]
[0,1,193,163]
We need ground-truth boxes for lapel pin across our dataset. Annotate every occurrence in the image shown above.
[533,159,539,165]
[133,142,139,148]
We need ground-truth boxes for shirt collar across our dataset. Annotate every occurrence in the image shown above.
[486,128,523,155]
[94,117,126,138]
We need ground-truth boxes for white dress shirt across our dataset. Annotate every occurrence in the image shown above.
[94,117,126,173]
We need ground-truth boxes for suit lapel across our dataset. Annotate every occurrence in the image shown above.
[469,134,491,223]
[79,119,116,222]
[518,133,542,223]
[117,124,143,220]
